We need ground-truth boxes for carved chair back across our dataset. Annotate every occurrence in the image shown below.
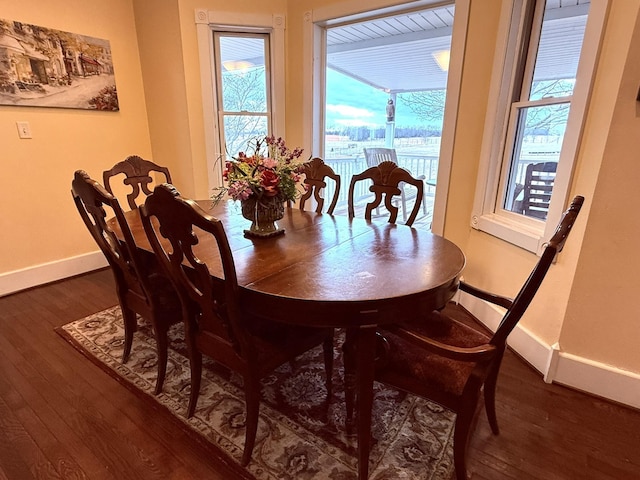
[103,155,172,209]
[348,161,424,226]
[298,157,341,214]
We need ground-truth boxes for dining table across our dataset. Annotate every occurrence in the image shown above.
[119,199,466,480]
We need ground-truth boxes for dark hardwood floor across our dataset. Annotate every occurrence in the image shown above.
[1,269,639,479]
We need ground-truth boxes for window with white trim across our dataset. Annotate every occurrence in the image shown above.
[471,0,606,253]
[195,11,286,194]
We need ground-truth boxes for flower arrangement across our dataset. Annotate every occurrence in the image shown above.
[213,136,305,204]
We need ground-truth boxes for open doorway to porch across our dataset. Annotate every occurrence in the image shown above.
[320,3,455,229]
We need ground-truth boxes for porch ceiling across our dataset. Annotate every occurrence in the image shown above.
[325,0,590,94]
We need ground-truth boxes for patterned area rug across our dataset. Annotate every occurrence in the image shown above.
[58,307,455,480]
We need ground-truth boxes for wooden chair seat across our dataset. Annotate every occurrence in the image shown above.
[379,309,491,397]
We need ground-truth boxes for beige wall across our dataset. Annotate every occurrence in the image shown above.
[2,0,640,385]
[560,2,640,370]
[0,0,151,273]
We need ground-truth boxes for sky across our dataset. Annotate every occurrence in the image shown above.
[325,69,426,129]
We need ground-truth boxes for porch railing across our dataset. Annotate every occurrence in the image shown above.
[323,154,439,209]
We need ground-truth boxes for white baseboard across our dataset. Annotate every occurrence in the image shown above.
[553,352,640,410]
[0,251,107,297]
[459,292,640,411]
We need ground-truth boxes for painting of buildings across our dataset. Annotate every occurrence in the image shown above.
[0,18,118,110]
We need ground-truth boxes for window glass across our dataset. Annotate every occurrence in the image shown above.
[502,1,589,221]
[214,33,270,158]
[504,103,569,217]
[222,115,268,157]
[529,6,589,100]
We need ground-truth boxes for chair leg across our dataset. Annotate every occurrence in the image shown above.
[342,328,357,434]
[453,405,474,480]
[121,305,137,364]
[187,351,202,418]
[242,374,261,466]
[154,326,169,395]
[484,361,502,435]
[322,332,334,396]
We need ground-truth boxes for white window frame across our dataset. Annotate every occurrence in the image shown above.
[195,10,286,194]
[470,0,608,254]
[301,0,470,236]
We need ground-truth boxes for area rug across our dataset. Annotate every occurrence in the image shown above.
[57,306,455,480]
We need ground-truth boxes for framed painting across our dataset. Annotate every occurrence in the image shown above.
[0,18,118,110]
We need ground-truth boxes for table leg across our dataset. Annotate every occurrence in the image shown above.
[343,328,357,434]
[356,325,377,480]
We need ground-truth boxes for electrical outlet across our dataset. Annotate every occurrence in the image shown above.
[16,121,32,139]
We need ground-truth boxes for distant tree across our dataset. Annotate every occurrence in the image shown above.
[221,66,268,156]
[401,79,574,136]
[522,79,573,135]
[399,89,446,124]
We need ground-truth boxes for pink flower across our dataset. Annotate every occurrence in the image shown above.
[227,180,253,200]
[262,157,278,169]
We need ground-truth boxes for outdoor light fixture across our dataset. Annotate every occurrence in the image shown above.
[432,50,450,71]
[222,60,254,72]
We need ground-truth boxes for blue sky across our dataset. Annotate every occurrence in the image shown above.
[325,69,425,128]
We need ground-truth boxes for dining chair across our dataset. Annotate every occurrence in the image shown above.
[363,147,428,219]
[348,195,584,480]
[139,183,334,466]
[71,170,181,394]
[348,160,424,226]
[512,161,557,219]
[103,155,172,210]
[298,157,341,214]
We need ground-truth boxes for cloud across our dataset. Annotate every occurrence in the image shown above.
[326,104,380,127]
[326,104,375,118]
[333,118,378,127]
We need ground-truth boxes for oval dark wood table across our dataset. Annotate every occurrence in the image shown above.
[121,200,466,480]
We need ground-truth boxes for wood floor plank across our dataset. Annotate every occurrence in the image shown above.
[0,395,56,480]
[2,305,195,480]
[1,270,242,480]
[0,325,113,479]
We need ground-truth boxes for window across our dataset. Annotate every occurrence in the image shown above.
[213,33,271,159]
[195,11,285,194]
[472,0,607,253]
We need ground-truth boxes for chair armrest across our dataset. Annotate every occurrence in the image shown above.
[386,325,498,362]
[460,281,513,310]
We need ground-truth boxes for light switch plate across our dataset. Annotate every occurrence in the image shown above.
[16,121,32,139]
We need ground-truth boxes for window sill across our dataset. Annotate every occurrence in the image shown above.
[471,212,545,254]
